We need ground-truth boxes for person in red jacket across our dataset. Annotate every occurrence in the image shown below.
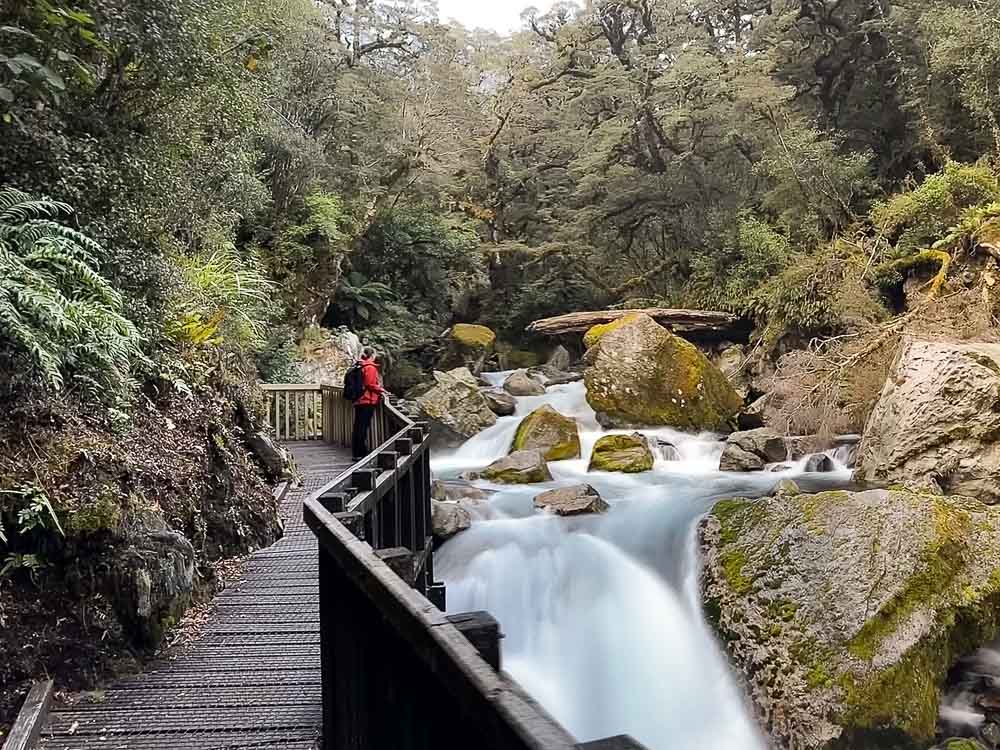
[352,347,385,459]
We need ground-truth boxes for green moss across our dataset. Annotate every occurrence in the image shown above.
[942,739,988,750]
[721,550,753,594]
[506,349,541,368]
[65,489,123,535]
[847,497,971,661]
[806,662,834,690]
[588,434,654,473]
[583,313,644,349]
[451,323,496,350]
[512,405,581,461]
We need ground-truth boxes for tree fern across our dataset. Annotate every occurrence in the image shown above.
[0,186,145,399]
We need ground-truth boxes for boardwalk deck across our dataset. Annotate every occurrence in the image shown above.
[36,441,352,750]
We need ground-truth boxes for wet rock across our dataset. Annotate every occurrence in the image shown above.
[438,324,497,375]
[701,489,1000,750]
[474,450,552,484]
[728,428,788,464]
[511,405,581,461]
[109,510,195,647]
[719,444,765,472]
[655,440,680,462]
[431,480,492,504]
[583,313,742,431]
[534,484,608,516]
[431,500,472,539]
[589,433,654,473]
[416,368,497,447]
[482,389,516,416]
[547,345,572,372]
[856,339,1000,503]
[804,453,836,473]
[503,369,546,397]
[983,722,1000,748]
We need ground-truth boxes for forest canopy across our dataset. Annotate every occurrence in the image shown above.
[1,0,999,397]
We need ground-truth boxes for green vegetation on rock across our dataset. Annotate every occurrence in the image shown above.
[511,405,581,461]
[589,434,654,473]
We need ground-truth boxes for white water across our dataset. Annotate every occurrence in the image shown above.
[433,374,853,749]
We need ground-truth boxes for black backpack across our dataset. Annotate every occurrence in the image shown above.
[343,361,365,402]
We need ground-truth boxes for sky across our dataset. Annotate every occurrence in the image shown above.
[437,0,558,33]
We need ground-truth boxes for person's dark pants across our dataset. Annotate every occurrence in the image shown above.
[351,404,378,459]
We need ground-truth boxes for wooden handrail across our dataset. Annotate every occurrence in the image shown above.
[262,384,324,441]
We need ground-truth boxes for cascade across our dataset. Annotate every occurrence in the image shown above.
[433,375,853,749]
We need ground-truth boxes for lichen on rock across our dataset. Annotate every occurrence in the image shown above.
[583,313,743,430]
[589,433,654,473]
[511,405,581,461]
[701,489,1000,750]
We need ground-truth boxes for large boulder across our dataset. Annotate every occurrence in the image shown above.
[583,313,743,430]
[473,450,552,484]
[298,326,362,384]
[534,484,608,516]
[701,489,1000,750]
[482,389,517,417]
[856,339,1000,502]
[589,433,654,473]
[415,368,497,447]
[503,370,546,397]
[511,405,581,461]
[438,324,497,375]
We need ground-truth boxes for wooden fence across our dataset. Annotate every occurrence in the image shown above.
[263,384,392,448]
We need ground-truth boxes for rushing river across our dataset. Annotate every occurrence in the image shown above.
[431,373,854,750]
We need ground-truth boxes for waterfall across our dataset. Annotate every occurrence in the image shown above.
[433,375,853,749]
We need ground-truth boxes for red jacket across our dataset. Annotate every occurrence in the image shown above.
[356,358,385,406]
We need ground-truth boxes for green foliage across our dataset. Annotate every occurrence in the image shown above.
[330,272,398,327]
[1,484,63,583]
[255,325,303,383]
[169,244,275,349]
[870,162,1000,256]
[0,187,145,397]
[686,217,791,314]
[751,246,886,345]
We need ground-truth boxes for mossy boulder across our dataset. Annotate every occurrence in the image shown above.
[511,405,581,461]
[438,324,497,375]
[700,489,1000,750]
[475,450,552,484]
[589,433,654,473]
[583,312,646,349]
[583,313,743,431]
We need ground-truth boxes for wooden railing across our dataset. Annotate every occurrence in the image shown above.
[262,384,325,441]
[295,384,647,749]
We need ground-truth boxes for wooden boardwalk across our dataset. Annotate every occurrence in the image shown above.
[37,442,352,750]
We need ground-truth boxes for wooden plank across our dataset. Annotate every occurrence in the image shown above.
[3,680,53,750]
[447,612,502,671]
[575,737,649,749]
[261,384,324,391]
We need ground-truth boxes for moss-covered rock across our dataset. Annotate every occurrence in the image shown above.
[583,313,743,430]
[700,489,1000,750]
[511,405,581,461]
[416,368,497,447]
[534,484,608,515]
[589,433,654,473]
[583,312,645,349]
[438,324,497,375]
[475,450,552,484]
[503,369,546,397]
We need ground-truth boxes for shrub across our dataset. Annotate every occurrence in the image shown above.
[0,187,145,399]
[870,162,1000,256]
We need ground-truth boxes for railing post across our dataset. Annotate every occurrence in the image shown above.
[446,612,501,670]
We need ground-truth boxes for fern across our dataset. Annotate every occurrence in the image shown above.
[0,186,145,398]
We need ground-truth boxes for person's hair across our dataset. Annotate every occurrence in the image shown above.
[362,346,376,359]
